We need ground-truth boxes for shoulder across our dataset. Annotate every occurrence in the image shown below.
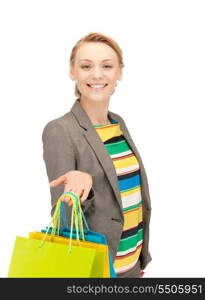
[42,111,75,140]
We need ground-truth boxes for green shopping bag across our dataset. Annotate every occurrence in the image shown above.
[8,236,97,277]
[8,194,97,278]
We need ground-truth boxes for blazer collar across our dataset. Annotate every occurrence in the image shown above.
[70,98,147,215]
[70,98,117,129]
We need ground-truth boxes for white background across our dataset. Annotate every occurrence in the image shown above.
[0,0,204,278]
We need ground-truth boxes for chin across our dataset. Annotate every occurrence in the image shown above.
[86,93,110,102]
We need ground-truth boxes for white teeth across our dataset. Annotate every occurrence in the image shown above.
[88,84,106,88]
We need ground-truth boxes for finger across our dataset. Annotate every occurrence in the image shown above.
[62,196,70,203]
[50,175,67,187]
[66,189,83,206]
[59,188,72,203]
[140,271,145,277]
[63,190,72,203]
[61,191,77,206]
[62,197,74,206]
[58,195,67,203]
[72,189,85,203]
[80,189,89,202]
[62,187,74,204]
[59,192,69,203]
[68,199,72,206]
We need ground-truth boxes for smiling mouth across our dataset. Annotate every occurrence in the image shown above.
[87,84,108,89]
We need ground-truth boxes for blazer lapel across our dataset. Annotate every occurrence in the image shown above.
[70,98,146,215]
[70,99,124,213]
[83,130,124,212]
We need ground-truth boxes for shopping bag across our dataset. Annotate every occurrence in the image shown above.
[29,231,109,278]
[38,192,110,277]
[42,192,117,277]
[8,194,97,278]
[61,192,117,278]
[7,236,97,278]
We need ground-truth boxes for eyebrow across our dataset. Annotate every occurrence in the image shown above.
[79,59,113,62]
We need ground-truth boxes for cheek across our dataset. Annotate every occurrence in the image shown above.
[108,71,119,82]
[75,70,88,82]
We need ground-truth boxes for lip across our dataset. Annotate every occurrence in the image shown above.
[86,83,108,90]
[88,83,107,85]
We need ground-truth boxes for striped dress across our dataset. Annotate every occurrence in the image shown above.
[93,119,143,275]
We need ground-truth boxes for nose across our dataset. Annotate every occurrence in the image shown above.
[91,66,103,79]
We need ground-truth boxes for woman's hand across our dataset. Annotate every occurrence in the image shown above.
[49,170,93,205]
[139,269,145,277]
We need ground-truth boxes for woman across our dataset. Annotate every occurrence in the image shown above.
[42,32,152,278]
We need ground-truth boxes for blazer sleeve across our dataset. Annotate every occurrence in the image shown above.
[42,120,95,226]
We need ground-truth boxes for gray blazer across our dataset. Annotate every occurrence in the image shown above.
[42,98,152,271]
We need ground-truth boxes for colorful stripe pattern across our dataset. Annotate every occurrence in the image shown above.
[93,119,143,274]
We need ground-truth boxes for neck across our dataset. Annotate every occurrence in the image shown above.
[79,96,111,125]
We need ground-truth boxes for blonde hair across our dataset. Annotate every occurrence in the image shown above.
[69,32,124,98]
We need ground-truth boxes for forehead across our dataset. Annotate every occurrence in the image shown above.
[75,42,118,62]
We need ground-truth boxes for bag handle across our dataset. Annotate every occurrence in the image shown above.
[62,192,90,232]
[39,193,85,252]
[60,192,87,240]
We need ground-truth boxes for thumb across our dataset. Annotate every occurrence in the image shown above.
[50,175,67,187]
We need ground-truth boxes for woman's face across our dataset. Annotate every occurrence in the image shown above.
[69,42,122,102]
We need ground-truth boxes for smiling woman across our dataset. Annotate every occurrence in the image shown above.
[69,41,123,110]
[42,32,152,278]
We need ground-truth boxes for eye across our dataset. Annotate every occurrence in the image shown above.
[81,65,91,69]
[104,65,113,69]
[81,65,113,70]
